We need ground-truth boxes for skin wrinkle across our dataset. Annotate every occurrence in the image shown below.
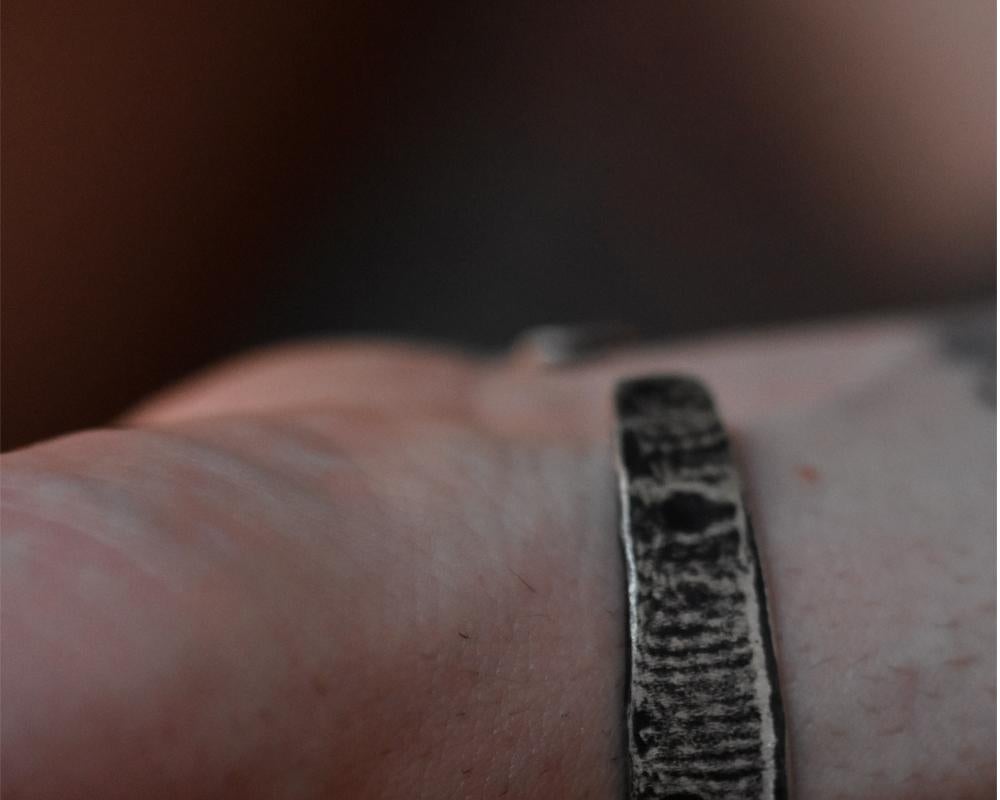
[8,426,349,592]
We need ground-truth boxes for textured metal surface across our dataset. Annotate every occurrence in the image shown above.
[614,376,787,800]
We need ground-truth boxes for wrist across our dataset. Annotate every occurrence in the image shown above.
[364,442,627,798]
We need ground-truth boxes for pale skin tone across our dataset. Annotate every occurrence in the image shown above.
[1,310,995,798]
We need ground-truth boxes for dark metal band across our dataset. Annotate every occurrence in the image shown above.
[614,376,787,800]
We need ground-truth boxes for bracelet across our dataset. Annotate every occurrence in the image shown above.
[615,376,788,799]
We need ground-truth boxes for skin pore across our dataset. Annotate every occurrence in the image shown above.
[1,308,995,798]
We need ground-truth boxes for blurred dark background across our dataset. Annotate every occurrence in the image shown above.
[3,1,996,450]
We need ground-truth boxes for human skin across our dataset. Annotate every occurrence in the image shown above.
[1,310,995,798]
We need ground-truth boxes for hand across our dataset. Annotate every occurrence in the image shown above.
[2,310,994,798]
